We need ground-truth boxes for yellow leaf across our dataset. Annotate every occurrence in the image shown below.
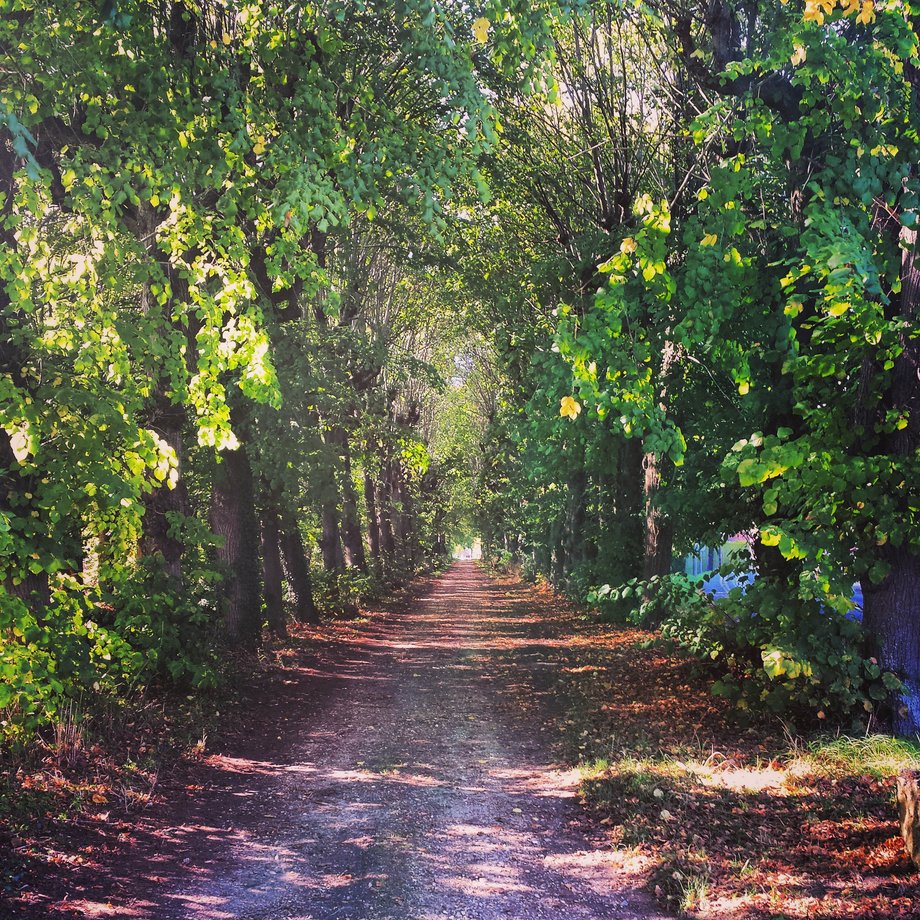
[559,396,582,420]
[620,236,637,254]
[841,0,860,13]
[803,0,826,23]
[828,301,849,316]
[697,188,709,200]
[472,17,490,43]
[701,232,718,247]
[9,429,30,463]
[738,381,750,395]
[856,0,875,23]
[253,141,265,155]
[222,31,232,45]
[791,44,807,66]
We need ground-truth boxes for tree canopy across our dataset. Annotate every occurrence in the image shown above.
[2,0,920,742]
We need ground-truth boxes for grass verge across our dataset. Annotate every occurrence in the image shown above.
[522,584,920,919]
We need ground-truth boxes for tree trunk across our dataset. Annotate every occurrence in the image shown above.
[260,504,287,638]
[641,448,673,580]
[863,223,920,736]
[864,549,920,735]
[319,501,344,573]
[280,515,319,624]
[641,341,678,582]
[209,444,262,647]
[338,437,367,572]
[614,437,646,581]
[391,465,409,557]
[563,466,587,580]
[378,473,397,576]
[364,471,381,565]
[140,400,189,581]
[401,481,417,569]
[550,513,566,583]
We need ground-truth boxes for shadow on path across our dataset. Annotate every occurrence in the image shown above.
[15,563,669,920]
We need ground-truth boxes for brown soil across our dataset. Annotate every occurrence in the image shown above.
[5,562,669,920]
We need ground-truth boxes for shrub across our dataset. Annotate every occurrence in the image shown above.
[586,572,898,726]
[1,560,223,744]
[310,567,377,615]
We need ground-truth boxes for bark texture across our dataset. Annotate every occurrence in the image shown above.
[209,445,262,647]
[280,516,319,624]
[862,225,920,735]
[897,769,920,868]
[261,504,287,637]
[338,436,367,572]
[364,471,381,567]
[641,450,673,581]
[319,501,344,574]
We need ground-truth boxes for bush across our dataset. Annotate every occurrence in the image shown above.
[1,560,223,744]
[485,549,515,574]
[586,572,898,726]
[99,561,223,689]
[311,567,377,615]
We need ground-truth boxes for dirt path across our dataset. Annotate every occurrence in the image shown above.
[19,563,669,920]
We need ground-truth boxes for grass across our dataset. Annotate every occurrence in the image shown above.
[677,865,712,914]
[575,728,920,917]
[528,596,920,918]
[795,733,920,780]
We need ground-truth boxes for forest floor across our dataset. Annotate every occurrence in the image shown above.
[3,561,920,919]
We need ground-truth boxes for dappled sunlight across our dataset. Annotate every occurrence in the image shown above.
[441,873,534,897]
[35,562,905,918]
[690,763,789,793]
[65,899,161,917]
[102,563,666,920]
[201,754,298,777]
[15,565,696,918]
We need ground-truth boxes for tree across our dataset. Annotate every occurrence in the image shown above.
[0,0,566,737]
[468,0,920,732]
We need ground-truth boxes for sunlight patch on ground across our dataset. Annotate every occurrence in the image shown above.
[443,822,496,837]
[203,755,289,776]
[66,898,163,917]
[440,872,533,896]
[487,763,581,799]
[342,834,377,848]
[684,761,789,793]
[283,763,319,775]
[166,893,238,914]
[543,845,650,873]
[321,766,448,787]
